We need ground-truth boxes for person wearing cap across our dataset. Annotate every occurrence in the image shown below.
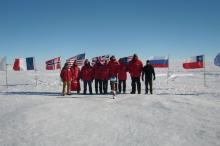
[60,63,72,96]
[93,59,103,94]
[128,54,143,94]
[80,59,94,94]
[142,60,155,94]
[107,55,120,98]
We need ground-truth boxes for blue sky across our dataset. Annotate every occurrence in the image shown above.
[0,0,219,63]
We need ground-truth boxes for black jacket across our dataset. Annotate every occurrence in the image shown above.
[142,65,155,81]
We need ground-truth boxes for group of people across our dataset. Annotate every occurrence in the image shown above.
[60,54,156,98]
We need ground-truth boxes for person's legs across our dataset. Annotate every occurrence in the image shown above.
[115,82,118,92]
[149,79,153,94]
[102,80,104,93]
[77,79,81,94]
[137,77,141,94]
[83,81,87,94]
[62,81,67,95]
[67,81,71,94]
[95,79,98,94]
[145,80,149,94]
[111,81,116,98]
[145,80,148,94]
[106,80,108,94]
[131,77,136,94]
[88,81,93,94]
[110,77,116,91]
[99,79,103,94]
[103,80,108,94]
[123,80,126,93]
[112,82,115,92]
[118,80,122,93]
[110,76,117,98]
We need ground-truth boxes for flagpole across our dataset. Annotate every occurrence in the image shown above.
[5,57,8,88]
[167,55,169,84]
[59,56,62,86]
[35,69,38,87]
[34,57,38,86]
[204,55,206,87]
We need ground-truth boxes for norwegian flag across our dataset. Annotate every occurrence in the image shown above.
[120,56,133,64]
[45,57,61,70]
[91,54,111,66]
[66,53,85,67]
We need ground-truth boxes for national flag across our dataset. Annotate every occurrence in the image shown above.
[46,57,61,70]
[0,56,6,71]
[183,55,204,69]
[119,56,133,64]
[91,54,111,66]
[149,56,169,68]
[214,53,220,67]
[13,57,35,71]
[66,53,85,67]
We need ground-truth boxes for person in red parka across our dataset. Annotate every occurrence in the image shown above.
[118,59,128,94]
[107,55,120,98]
[60,63,72,96]
[80,59,94,94]
[93,60,103,94]
[101,60,110,94]
[128,54,143,94]
[71,61,81,94]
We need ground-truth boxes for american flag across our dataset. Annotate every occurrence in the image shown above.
[46,57,61,70]
[66,53,85,67]
[91,54,111,66]
[120,56,133,64]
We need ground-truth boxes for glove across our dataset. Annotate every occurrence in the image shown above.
[142,78,144,81]
[153,76,156,80]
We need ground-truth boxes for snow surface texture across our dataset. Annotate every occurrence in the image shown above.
[0,62,220,146]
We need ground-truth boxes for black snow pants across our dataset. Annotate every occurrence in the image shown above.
[131,77,141,94]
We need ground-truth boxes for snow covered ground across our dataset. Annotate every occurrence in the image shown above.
[0,62,220,146]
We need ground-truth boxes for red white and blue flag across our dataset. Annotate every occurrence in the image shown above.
[13,57,35,71]
[91,54,111,66]
[66,53,85,67]
[120,56,133,64]
[149,56,169,68]
[46,57,61,70]
[183,55,204,69]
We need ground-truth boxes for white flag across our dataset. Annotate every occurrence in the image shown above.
[0,56,6,71]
